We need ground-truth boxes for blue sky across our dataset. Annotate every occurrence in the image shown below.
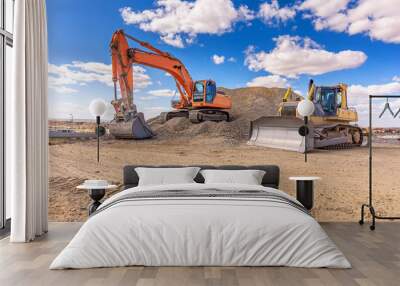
[47,0,400,127]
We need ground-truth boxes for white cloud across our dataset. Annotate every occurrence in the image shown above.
[244,35,367,78]
[299,0,349,19]
[145,106,170,111]
[143,106,170,119]
[227,57,236,62]
[299,0,400,44]
[348,80,400,126]
[49,62,112,87]
[48,61,152,94]
[212,54,225,64]
[120,0,254,47]
[48,101,88,119]
[50,86,79,94]
[349,81,400,104]
[238,5,256,21]
[393,76,400,82]
[71,61,113,75]
[246,75,288,88]
[160,34,185,48]
[148,89,176,97]
[294,89,304,96]
[48,100,115,120]
[132,66,153,89]
[258,0,296,24]
[139,96,158,101]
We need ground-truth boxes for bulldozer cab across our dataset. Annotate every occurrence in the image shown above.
[193,80,216,103]
[312,86,346,116]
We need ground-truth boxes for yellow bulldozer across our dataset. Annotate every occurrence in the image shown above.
[248,79,363,152]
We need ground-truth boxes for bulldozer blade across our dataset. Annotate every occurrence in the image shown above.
[109,112,155,139]
[248,116,314,153]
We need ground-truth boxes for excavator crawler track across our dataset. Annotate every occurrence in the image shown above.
[160,110,189,123]
[189,109,230,123]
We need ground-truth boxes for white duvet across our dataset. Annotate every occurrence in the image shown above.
[50,183,351,269]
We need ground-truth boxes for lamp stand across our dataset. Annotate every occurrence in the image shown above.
[304,116,308,163]
[96,116,100,163]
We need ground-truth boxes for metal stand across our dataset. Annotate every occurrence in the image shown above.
[298,116,310,162]
[96,116,100,163]
[304,116,308,163]
[359,95,400,230]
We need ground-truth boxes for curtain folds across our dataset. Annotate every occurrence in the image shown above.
[8,0,48,242]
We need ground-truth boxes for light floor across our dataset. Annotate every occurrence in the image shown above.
[0,222,399,286]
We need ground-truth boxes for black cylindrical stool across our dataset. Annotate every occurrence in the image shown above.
[289,177,321,210]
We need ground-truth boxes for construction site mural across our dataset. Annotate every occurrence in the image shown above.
[47,0,400,223]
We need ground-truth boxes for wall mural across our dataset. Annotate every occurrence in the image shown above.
[47,1,400,222]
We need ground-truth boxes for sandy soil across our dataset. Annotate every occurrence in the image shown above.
[49,137,400,222]
[48,87,400,222]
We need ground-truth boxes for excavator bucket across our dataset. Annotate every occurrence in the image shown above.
[109,112,155,139]
[248,116,314,153]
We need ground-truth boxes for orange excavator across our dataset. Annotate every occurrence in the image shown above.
[109,29,232,139]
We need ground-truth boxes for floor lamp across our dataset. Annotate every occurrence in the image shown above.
[89,99,107,162]
[297,99,315,162]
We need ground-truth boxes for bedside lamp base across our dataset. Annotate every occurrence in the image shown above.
[88,188,106,215]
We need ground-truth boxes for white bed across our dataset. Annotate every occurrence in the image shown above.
[50,183,351,269]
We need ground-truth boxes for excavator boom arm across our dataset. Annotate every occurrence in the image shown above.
[110,30,194,109]
[111,30,135,113]
[128,48,194,107]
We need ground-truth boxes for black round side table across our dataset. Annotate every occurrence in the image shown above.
[289,177,321,210]
[77,184,117,215]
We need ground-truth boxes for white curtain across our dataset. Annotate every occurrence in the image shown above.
[7,0,48,242]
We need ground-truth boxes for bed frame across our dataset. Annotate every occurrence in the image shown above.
[123,165,280,190]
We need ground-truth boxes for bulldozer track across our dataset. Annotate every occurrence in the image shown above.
[321,143,359,150]
[317,124,363,150]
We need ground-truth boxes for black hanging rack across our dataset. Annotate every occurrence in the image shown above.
[359,95,400,230]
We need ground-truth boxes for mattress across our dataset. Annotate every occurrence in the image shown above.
[50,183,350,269]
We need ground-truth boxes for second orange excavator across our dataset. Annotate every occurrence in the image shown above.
[109,30,232,139]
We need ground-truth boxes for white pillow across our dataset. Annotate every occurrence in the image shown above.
[135,167,201,186]
[200,169,266,185]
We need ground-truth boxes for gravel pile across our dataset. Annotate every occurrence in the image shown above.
[148,87,298,143]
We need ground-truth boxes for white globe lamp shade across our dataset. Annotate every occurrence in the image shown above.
[297,99,315,117]
[89,99,107,117]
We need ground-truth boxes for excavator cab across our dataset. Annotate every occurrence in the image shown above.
[165,79,229,123]
[184,79,230,123]
[193,81,205,102]
[205,81,217,103]
[191,80,230,110]
[193,80,216,103]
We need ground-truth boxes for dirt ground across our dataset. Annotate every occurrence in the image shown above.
[49,137,400,222]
